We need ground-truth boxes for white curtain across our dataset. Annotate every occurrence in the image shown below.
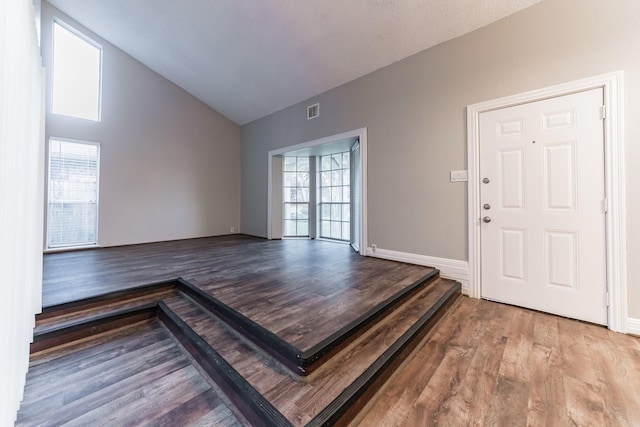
[0,0,45,424]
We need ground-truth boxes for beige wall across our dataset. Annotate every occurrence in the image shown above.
[42,3,241,247]
[241,0,640,317]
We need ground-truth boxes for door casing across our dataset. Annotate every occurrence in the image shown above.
[466,71,627,332]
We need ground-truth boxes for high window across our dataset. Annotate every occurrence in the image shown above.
[283,156,309,237]
[47,139,100,249]
[319,152,350,241]
[52,20,102,121]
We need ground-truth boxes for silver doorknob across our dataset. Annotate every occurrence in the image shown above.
[483,177,490,184]
[483,203,491,210]
[483,216,491,223]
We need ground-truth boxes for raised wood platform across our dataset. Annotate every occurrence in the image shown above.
[20,236,462,426]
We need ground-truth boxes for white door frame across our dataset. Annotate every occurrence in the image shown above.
[267,127,368,255]
[467,71,627,332]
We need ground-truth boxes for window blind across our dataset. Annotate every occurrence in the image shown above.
[47,139,99,248]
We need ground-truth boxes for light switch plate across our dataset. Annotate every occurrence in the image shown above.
[450,170,468,182]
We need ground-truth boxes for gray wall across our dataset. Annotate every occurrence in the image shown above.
[241,0,640,317]
[42,4,241,247]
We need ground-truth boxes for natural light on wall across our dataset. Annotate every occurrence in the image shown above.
[52,21,101,121]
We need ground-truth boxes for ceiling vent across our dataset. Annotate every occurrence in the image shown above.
[307,103,319,120]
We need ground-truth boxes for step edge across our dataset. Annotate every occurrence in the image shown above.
[31,304,159,353]
[306,281,462,427]
[300,269,441,364]
[177,278,304,375]
[38,279,179,320]
[176,269,440,376]
[157,301,292,427]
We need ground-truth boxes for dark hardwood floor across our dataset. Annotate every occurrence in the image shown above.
[28,235,640,426]
[43,235,435,352]
[17,320,243,426]
[29,235,453,426]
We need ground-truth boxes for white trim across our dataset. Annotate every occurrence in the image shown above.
[466,71,627,332]
[628,318,640,336]
[365,247,469,295]
[267,128,368,255]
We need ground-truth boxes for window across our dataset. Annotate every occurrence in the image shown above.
[319,152,350,241]
[47,139,100,249]
[283,156,309,237]
[52,20,102,121]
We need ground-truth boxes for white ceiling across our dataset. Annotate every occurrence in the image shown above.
[47,0,542,125]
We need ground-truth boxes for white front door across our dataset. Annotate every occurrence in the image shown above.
[479,88,607,325]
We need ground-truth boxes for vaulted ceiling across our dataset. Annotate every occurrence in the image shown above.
[47,0,542,125]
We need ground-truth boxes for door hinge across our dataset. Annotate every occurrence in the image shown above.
[600,105,606,120]
[602,198,608,213]
[606,291,610,307]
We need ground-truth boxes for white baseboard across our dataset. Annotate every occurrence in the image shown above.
[365,247,469,295]
[628,317,640,336]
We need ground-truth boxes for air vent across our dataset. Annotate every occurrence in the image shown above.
[307,103,319,120]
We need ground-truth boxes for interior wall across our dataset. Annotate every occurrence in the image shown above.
[42,3,241,247]
[241,0,640,318]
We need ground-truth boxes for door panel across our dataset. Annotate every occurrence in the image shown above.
[544,142,577,211]
[500,228,527,282]
[499,148,526,209]
[480,88,607,325]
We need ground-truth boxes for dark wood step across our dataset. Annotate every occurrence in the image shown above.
[35,270,440,374]
[28,266,460,425]
[159,301,289,427]
[37,279,178,320]
[31,304,159,354]
[165,277,461,426]
[177,269,441,375]
[32,281,179,353]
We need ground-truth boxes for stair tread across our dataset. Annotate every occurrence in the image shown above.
[34,288,177,335]
[179,269,440,374]
[196,268,438,353]
[164,277,459,426]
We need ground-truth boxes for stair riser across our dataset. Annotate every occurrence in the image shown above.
[31,306,157,353]
[36,280,177,320]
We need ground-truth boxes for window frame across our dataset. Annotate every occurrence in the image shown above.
[51,18,103,122]
[318,151,351,242]
[282,156,310,238]
[46,137,101,251]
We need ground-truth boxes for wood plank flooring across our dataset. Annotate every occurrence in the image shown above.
[161,278,457,426]
[19,296,640,426]
[33,236,640,426]
[17,320,243,426]
[43,236,435,351]
[352,297,640,427]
